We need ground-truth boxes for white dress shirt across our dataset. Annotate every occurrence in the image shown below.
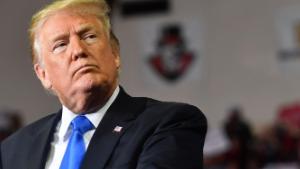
[45,86,120,169]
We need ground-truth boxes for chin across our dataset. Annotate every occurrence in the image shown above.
[76,73,104,89]
[78,80,111,96]
[73,73,115,98]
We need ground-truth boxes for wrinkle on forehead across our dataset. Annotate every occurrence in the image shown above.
[34,9,107,64]
[39,11,104,50]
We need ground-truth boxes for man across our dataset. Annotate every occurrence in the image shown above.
[0,0,207,169]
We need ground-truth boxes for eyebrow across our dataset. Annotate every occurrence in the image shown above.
[49,24,98,43]
[50,32,69,44]
[76,24,96,35]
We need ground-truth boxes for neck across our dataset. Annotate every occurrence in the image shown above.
[61,84,118,114]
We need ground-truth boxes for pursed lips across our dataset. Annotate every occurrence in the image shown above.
[73,64,99,77]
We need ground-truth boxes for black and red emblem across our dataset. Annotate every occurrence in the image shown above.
[149,24,194,82]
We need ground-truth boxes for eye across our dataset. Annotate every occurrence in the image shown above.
[53,41,67,54]
[83,33,97,43]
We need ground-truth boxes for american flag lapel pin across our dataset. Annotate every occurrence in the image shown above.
[113,125,123,133]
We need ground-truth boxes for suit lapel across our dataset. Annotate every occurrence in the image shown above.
[27,112,61,169]
[81,88,146,169]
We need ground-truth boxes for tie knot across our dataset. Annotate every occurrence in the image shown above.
[71,115,94,134]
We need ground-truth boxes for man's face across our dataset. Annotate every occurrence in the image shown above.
[34,10,120,113]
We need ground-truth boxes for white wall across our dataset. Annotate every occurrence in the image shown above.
[0,0,59,124]
[1,0,300,131]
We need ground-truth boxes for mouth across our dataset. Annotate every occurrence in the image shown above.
[73,64,99,77]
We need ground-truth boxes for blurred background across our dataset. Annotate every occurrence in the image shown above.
[1,0,300,168]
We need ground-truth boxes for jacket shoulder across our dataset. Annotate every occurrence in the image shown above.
[131,97,207,130]
[140,97,206,119]
[2,113,58,146]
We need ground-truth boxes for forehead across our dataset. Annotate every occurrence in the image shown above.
[39,10,103,40]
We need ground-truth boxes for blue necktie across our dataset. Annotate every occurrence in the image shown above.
[60,115,94,169]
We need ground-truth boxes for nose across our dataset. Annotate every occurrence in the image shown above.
[70,37,87,60]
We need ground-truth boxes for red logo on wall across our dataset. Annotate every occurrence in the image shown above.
[148,24,194,82]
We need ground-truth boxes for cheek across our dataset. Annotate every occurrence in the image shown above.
[45,60,68,80]
[102,57,118,74]
[93,48,115,69]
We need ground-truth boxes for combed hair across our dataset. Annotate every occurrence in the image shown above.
[28,0,119,64]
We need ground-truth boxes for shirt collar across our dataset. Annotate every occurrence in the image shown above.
[58,86,120,138]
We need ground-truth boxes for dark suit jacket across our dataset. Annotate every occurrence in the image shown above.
[0,88,207,169]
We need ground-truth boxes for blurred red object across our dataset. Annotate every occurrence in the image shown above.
[278,103,300,129]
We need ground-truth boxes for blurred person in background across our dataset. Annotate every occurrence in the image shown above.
[0,109,23,141]
[255,103,300,168]
[223,106,255,169]
[0,0,207,169]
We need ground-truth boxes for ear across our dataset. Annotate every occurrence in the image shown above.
[114,54,121,70]
[34,63,52,89]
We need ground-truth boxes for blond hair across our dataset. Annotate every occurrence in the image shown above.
[29,0,119,64]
